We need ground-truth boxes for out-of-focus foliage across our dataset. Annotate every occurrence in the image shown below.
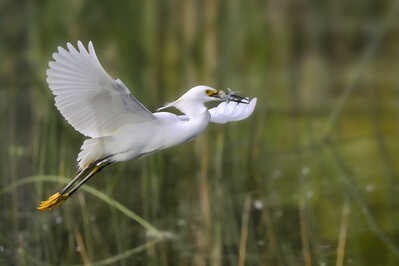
[1,0,399,265]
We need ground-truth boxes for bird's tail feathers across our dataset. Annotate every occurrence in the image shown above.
[77,137,110,170]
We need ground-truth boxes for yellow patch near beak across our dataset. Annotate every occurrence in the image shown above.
[206,89,218,97]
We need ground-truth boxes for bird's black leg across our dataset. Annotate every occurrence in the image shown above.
[37,156,112,211]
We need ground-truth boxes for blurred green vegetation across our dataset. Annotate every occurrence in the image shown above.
[1,0,399,265]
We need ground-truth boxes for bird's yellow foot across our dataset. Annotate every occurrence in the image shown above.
[37,192,69,211]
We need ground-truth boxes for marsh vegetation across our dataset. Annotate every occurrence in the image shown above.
[1,0,399,265]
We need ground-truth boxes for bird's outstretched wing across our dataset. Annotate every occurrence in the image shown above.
[209,98,257,124]
[46,41,155,138]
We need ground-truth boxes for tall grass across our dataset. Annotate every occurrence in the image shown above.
[2,0,399,265]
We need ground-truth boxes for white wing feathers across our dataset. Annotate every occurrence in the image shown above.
[209,98,257,124]
[47,41,155,138]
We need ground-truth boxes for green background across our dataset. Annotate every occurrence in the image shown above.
[1,0,399,265]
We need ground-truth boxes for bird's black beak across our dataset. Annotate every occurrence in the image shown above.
[209,91,221,98]
[207,89,223,100]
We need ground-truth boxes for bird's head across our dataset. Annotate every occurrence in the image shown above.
[157,85,248,116]
[157,86,221,112]
[179,85,225,103]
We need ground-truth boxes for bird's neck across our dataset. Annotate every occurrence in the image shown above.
[174,100,208,118]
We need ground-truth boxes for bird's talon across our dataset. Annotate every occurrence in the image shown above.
[37,192,69,211]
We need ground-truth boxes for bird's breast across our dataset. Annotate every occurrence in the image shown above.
[108,111,210,162]
[150,111,210,151]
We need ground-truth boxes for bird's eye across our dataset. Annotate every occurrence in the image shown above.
[206,89,217,96]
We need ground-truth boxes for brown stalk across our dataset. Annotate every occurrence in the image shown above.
[238,195,251,266]
[336,202,350,266]
[299,199,312,266]
[75,230,91,266]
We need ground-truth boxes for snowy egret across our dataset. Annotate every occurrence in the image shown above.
[37,41,257,211]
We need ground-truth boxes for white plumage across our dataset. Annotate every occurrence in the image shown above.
[38,41,257,211]
[47,42,155,139]
[209,100,257,124]
[47,41,257,170]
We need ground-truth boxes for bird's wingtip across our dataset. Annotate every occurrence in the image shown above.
[156,99,179,112]
[156,106,168,112]
[88,41,96,56]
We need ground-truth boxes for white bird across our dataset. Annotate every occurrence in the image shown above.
[38,41,257,211]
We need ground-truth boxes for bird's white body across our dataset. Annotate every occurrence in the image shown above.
[46,41,257,170]
[86,110,210,166]
[38,40,257,211]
